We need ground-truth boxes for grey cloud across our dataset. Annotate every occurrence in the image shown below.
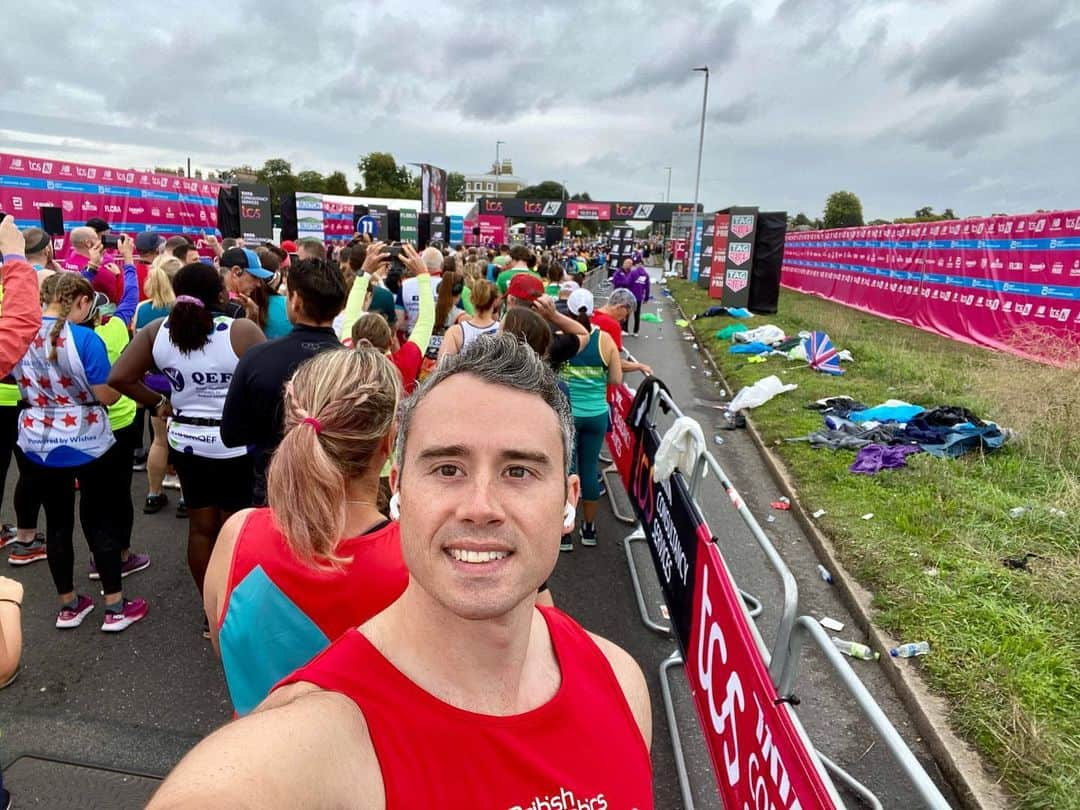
[676,94,758,129]
[611,3,750,95]
[896,95,1010,157]
[904,0,1068,89]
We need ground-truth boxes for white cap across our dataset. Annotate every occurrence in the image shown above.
[559,280,580,295]
[567,288,594,317]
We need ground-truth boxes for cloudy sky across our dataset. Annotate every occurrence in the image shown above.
[2,0,1077,220]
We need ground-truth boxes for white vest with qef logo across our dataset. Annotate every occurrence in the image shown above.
[152,316,246,459]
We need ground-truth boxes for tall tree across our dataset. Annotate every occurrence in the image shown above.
[942,207,957,220]
[255,158,298,212]
[823,190,864,229]
[516,181,569,199]
[356,152,415,198]
[447,172,466,202]
[324,171,350,195]
[788,212,812,229]
[295,170,327,193]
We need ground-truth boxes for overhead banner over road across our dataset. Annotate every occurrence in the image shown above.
[478,197,700,222]
[782,211,1080,360]
[0,151,221,236]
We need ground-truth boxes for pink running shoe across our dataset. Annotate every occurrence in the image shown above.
[56,595,95,629]
[101,598,148,632]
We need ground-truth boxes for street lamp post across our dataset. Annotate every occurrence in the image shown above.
[664,166,672,203]
[688,66,710,279]
[495,140,505,198]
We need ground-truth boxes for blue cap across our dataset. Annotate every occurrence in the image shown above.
[221,247,273,279]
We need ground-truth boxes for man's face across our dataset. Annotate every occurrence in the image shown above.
[394,375,578,620]
[230,267,258,295]
[623,259,632,270]
[183,248,200,265]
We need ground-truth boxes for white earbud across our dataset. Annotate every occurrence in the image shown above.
[562,502,576,530]
[388,492,401,521]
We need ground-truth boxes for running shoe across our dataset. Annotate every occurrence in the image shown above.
[132,449,148,471]
[8,537,47,566]
[101,598,148,632]
[56,594,95,629]
[202,616,212,640]
[1,784,10,810]
[559,534,574,552]
[162,473,182,490]
[597,474,607,499]
[0,524,17,549]
[175,498,188,519]
[581,524,598,547]
[89,552,150,580]
[143,492,168,514]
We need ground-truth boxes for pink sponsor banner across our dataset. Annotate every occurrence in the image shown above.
[322,200,355,238]
[565,201,611,221]
[477,214,506,246]
[1,151,221,239]
[782,211,1080,361]
[687,536,842,809]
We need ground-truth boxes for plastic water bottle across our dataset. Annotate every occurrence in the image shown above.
[890,641,931,658]
[816,564,833,584]
[831,637,880,661]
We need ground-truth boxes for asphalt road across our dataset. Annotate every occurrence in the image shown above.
[0,269,958,809]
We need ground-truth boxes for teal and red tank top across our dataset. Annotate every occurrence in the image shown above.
[219,508,408,715]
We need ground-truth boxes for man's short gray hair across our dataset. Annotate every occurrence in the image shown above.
[69,226,95,248]
[421,246,443,272]
[395,333,575,474]
[607,288,637,310]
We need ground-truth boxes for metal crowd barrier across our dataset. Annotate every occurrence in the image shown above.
[615,384,950,810]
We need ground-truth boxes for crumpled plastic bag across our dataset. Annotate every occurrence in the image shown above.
[653,416,707,482]
[641,312,663,323]
[726,375,798,414]
[734,325,786,345]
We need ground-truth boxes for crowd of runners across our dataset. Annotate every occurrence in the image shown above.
[0,213,664,806]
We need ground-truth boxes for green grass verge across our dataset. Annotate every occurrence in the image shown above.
[666,280,1080,810]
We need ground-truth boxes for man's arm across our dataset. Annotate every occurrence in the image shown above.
[220,352,256,448]
[148,688,382,810]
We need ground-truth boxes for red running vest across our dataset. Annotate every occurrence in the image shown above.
[280,606,654,809]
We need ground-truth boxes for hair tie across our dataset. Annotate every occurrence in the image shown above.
[175,295,205,308]
[302,416,323,434]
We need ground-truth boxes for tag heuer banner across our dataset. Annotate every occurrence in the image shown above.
[722,207,758,307]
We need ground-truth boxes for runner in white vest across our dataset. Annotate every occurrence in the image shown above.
[109,262,265,637]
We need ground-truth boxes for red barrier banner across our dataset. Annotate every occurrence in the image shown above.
[782,212,1080,360]
[0,151,221,238]
[688,536,842,809]
[606,383,636,485]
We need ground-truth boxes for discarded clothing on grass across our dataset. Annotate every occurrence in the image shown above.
[806,397,870,417]
[908,421,1006,458]
[787,421,904,451]
[716,323,749,340]
[849,444,924,474]
[729,342,772,355]
[734,325,786,346]
[921,405,986,428]
[653,416,707,481]
[848,401,925,424]
[727,375,798,414]
[695,305,751,320]
[774,337,804,352]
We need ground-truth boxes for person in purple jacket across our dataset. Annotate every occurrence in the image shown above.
[610,258,650,335]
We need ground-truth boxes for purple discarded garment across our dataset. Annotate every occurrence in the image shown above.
[849,443,923,475]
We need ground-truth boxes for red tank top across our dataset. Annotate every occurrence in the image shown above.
[280,606,654,809]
